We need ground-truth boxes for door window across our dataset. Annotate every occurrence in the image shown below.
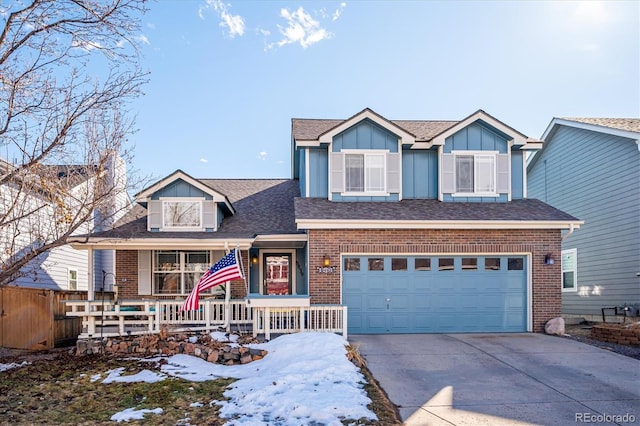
[264,254,291,295]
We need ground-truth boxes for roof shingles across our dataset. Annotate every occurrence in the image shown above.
[561,118,640,133]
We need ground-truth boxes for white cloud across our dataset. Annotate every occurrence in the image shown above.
[200,158,209,163]
[257,152,268,161]
[333,2,347,21]
[147,22,156,30]
[200,0,246,38]
[271,7,332,49]
[71,39,103,52]
[135,34,150,45]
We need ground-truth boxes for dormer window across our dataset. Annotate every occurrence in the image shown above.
[344,150,387,194]
[162,199,202,229]
[455,153,496,195]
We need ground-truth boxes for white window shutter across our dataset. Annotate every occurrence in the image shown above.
[496,154,510,194]
[330,152,344,193]
[138,250,151,295]
[147,200,162,230]
[386,152,400,193]
[202,201,215,229]
[441,154,455,194]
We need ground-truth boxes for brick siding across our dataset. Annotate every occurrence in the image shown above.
[308,228,562,333]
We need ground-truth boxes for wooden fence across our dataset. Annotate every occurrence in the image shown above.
[0,287,91,350]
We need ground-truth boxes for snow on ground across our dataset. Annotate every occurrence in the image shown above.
[0,360,30,372]
[101,367,167,384]
[110,407,163,422]
[106,332,376,425]
[162,332,376,425]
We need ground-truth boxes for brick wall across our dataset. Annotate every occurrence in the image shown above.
[115,250,249,300]
[308,228,562,333]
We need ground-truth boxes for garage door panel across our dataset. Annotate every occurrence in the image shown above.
[343,255,527,334]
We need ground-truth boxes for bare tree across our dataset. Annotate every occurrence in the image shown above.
[0,0,149,286]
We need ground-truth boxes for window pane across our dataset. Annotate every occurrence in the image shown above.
[562,251,576,271]
[439,258,454,271]
[155,272,180,294]
[69,270,78,290]
[391,258,407,271]
[508,258,524,270]
[155,251,179,271]
[344,258,360,271]
[462,258,477,270]
[368,258,384,271]
[415,258,431,271]
[365,155,385,192]
[485,258,500,270]
[163,201,201,227]
[455,156,473,192]
[185,251,209,272]
[563,271,575,289]
[475,156,495,192]
[345,154,364,192]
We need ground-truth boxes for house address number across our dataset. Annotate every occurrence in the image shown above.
[316,266,336,274]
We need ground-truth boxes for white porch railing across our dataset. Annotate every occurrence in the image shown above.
[252,305,348,340]
[64,299,347,339]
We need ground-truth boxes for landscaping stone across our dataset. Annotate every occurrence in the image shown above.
[545,317,565,335]
[590,322,640,347]
[74,332,265,365]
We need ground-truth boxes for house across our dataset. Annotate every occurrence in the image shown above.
[69,108,582,336]
[527,118,640,321]
[0,152,128,292]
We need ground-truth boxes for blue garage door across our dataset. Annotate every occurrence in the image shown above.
[343,255,527,334]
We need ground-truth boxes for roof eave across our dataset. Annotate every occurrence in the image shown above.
[295,219,583,230]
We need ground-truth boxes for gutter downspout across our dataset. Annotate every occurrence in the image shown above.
[562,223,576,242]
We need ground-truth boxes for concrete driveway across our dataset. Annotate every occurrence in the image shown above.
[350,334,640,425]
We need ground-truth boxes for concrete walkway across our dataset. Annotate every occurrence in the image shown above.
[350,334,640,425]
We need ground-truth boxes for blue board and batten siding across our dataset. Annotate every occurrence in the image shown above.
[150,179,213,200]
[528,125,640,316]
[298,120,527,202]
[402,150,438,199]
[442,123,514,203]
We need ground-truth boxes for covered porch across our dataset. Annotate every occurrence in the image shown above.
[67,236,347,340]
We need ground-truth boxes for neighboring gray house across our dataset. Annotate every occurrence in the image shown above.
[1,153,129,292]
[527,118,640,320]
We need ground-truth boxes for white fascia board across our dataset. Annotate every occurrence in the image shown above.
[295,140,322,147]
[520,142,543,151]
[544,118,640,141]
[135,171,233,212]
[317,109,415,146]
[296,219,583,230]
[69,238,255,250]
[410,141,435,149]
[431,111,528,147]
[254,234,308,243]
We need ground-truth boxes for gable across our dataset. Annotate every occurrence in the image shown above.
[443,122,509,154]
[151,178,213,200]
[332,119,400,152]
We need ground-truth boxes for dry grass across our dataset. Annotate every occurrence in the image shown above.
[0,347,402,425]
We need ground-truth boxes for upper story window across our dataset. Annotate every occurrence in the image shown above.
[454,152,497,196]
[162,199,202,229]
[344,151,386,194]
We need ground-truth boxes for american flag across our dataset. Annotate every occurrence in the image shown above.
[180,249,243,312]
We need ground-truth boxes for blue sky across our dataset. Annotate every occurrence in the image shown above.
[130,0,639,184]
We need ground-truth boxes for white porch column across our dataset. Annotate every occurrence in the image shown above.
[88,247,95,300]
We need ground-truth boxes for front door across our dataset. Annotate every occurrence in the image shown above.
[264,254,292,295]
